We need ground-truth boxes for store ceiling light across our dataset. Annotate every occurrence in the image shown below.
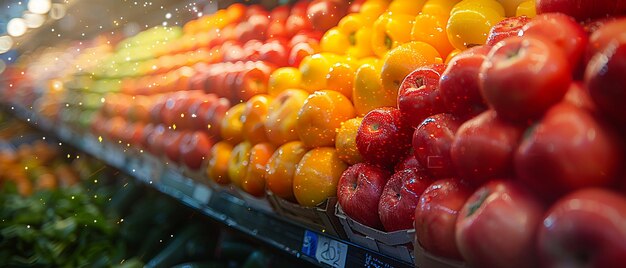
[0,36,13,54]
[7,18,27,37]
[28,0,52,15]
[24,12,46,28]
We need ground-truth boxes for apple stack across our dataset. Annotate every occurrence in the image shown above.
[337,1,626,267]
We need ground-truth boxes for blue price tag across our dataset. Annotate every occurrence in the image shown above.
[302,230,348,268]
[302,230,319,258]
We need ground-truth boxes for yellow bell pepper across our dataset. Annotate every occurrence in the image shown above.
[320,27,351,54]
[516,0,536,18]
[338,14,375,58]
[421,0,462,17]
[359,0,390,24]
[371,12,415,58]
[388,0,427,16]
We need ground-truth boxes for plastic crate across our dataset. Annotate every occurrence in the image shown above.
[267,191,346,239]
[335,203,414,264]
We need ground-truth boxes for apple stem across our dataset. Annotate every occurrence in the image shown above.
[370,123,380,132]
[466,189,490,217]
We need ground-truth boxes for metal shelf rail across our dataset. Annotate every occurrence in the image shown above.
[4,103,415,268]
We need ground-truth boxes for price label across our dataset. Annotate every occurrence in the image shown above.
[302,230,348,268]
[192,185,212,204]
[364,253,395,268]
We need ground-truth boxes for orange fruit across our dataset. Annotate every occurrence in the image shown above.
[241,94,273,144]
[326,62,357,99]
[296,90,356,148]
[227,141,252,188]
[242,142,275,197]
[266,141,308,201]
[268,67,302,97]
[335,117,364,165]
[220,103,246,144]
[265,89,309,146]
[293,147,348,207]
[299,53,342,93]
[207,141,233,185]
[411,14,455,60]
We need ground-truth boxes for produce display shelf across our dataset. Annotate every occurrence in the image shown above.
[3,102,415,268]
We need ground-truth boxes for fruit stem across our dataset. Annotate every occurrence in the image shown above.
[466,189,490,217]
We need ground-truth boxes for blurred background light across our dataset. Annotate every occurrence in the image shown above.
[7,18,27,37]
[23,12,45,28]
[0,36,13,54]
[27,0,52,15]
[49,3,66,20]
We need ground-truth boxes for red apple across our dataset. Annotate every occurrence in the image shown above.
[246,14,270,42]
[285,13,312,37]
[378,168,433,232]
[199,97,231,139]
[397,64,447,128]
[451,110,524,186]
[585,39,626,125]
[564,82,597,112]
[289,31,323,48]
[187,94,218,130]
[480,36,571,122]
[348,0,366,13]
[439,45,491,119]
[234,61,275,102]
[414,178,472,260]
[586,18,626,62]
[306,0,348,32]
[128,122,145,147]
[146,124,167,155]
[291,0,310,16]
[259,39,289,67]
[337,163,391,229]
[356,107,413,168]
[140,123,156,149]
[220,68,242,102]
[515,102,624,202]
[288,41,318,67]
[245,4,268,18]
[412,113,462,178]
[538,188,626,268]
[164,130,185,163]
[456,180,543,268]
[267,20,288,40]
[520,13,588,73]
[394,154,424,174]
[486,16,530,46]
[179,131,213,170]
[243,39,264,61]
[536,0,626,21]
[269,5,290,22]
[221,41,246,62]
